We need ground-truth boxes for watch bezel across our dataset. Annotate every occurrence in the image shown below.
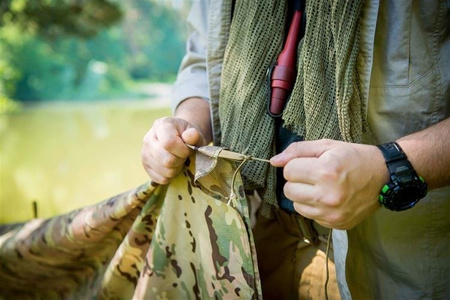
[379,177,427,211]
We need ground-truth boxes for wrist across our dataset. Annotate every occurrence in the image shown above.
[376,142,428,211]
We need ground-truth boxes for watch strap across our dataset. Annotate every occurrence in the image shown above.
[377,142,406,163]
[378,142,415,182]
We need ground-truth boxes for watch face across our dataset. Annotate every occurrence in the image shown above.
[386,182,427,211]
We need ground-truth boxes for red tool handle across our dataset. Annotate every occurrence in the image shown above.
[269,10,303,116]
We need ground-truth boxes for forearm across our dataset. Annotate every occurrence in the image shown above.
[170,1,209,114]
[397,118,450,190]
[175,97,212,144]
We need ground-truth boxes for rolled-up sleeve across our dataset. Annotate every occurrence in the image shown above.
[171,0,209,113]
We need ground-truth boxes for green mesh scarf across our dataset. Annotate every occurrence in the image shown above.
[219,0,367,214]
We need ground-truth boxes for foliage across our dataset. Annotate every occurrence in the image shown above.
[0,94,22,113]
[0,0,122,38]
[124,0,188,81]
[0,0,189,102]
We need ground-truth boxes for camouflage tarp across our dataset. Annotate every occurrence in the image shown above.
[0,146,262,299]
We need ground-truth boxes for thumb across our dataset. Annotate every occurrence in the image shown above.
[181,127,202,146]
[270,140,328,167]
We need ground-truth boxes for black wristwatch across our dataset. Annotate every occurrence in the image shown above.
[377,142,428,211]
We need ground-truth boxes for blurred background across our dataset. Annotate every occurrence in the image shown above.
[0,0,191,223]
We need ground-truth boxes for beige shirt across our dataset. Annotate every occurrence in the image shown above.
[171,0,450,298]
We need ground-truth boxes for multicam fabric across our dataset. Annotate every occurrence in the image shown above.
[0,147,262,299]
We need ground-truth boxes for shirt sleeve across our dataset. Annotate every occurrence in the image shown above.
[170,0,210,113]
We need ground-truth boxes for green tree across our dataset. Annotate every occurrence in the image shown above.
[123,0,188,81]
[0,0,122,38]
[0,0,124,101]
[0,0,188,102]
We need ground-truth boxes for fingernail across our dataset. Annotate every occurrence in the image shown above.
[270,153,283,164]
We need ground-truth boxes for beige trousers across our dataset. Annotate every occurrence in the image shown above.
[252,207,341,300]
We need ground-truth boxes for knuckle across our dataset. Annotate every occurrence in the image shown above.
[292,202,304,215]
[142,129,154,144]
[153,117,173,133]
[283,186,291,201]
[160,137,177,151]
[283,162,296,180]
[162,154,178,168]
[150,170,171,185]
[283,166,291,180]
[141,146,150,161]
[283,183,295,201]
[318,139,334,148]
[321,138,333,145]
[155,116,169,125]
[323,191,344,208]
[140,147,146,160]
[154,176,171,185]
[164,166,181,178]
[151,118,162,130]
[319,163,342,182]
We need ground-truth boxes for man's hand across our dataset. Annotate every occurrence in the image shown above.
[141,117,206,184]
[271,139,388,230]
[141,97,212,185]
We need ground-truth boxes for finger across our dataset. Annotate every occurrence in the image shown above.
[141,131,185,182]
[270,139,332,167]
[143,164,178,185]
[141,127,158,164]
[292,202,323,220]
[293,201,347,230]
[283,181,317,205]
[181,127,202,146]
[142,148,185,184]
[283,157,321,184]
[151,141,187,169]
[142,127,183,167]
[293,203,340,229]
[156,121,192,159]
[285,179,346,210]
